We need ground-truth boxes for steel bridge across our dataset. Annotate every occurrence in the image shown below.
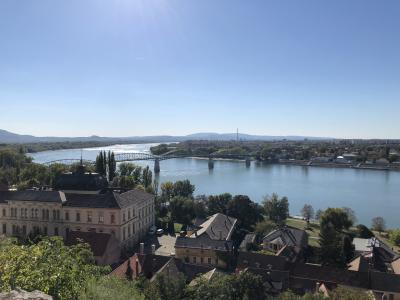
[42,152,254,173]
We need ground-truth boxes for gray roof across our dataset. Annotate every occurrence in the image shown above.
[263,226,308,248]
[0,191,64,204]
[192,213,237,241]
[175,234,234,252]
[0,189,154,209]
[237,251,289,271]
[239,233,257,250]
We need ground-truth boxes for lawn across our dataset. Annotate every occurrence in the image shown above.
[174,223,183,233]
[286,218,321,247]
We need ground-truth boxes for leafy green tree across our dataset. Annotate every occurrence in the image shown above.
[318,223,343,266]
[188,272,265,300]
[0,237,108,300]
[142,273,186,300]
[160,181,174,201]
[319,208,353,266]
[372,216,386,233]
[315,209,323,221]
[118,162,135,176]
[255,219,276,237]
[169,196,195,225]
[108,151,116,182]
[262,193,289,224]
[320,208,353,232]
[111,176,136,189]
[142,166,153,189]
[193,195,208,218]
[341,207,357,224]
[172,180,195,198]
[47,163,69,187]
[80,276,144,300]
[340,234,355,264]
[20,163,48,185]
[207,193,232,215]
[95,151,105,176]
[301,204,314,224]
[227,195,263,231]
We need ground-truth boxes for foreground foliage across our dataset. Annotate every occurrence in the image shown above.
[0,237,108,300]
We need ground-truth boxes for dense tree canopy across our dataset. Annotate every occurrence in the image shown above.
[319,208,353,232]
[169,196,196,225]
[227,195,263,231]
[263,193,289,224]
[319,208,354,266]
[207,193,232,215]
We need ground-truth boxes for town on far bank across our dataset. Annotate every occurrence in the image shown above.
[0,147,400,300]
[150,139,400,171]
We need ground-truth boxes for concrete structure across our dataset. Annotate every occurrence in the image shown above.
[174,213,237,269]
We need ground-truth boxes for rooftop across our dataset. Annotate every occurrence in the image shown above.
[0,189,154,209]
[263,226,308,248]
[65,230,114,257]
[190,213,237,241]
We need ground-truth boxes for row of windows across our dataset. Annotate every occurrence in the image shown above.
[122,204,154,223]
[185,256,217,266]
[3,208,116,225]
[5,208,61,221]
[69,211,114,224]
[6,224,59,236]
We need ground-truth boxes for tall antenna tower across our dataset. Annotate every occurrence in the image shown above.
[236,128,239,142]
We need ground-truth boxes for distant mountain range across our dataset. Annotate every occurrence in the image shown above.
[0,129,332,144]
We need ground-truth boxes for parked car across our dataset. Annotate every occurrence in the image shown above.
[156,229,164,235]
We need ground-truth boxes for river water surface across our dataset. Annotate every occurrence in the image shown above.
[30,143,400,228]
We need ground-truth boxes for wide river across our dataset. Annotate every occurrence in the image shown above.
[31,143,400,228]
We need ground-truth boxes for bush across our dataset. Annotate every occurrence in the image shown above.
[79,276,144,300]
[389,229,400,246]
[0,237,108,300]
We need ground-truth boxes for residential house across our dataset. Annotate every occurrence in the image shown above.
[174,213,237,269]
[263,226,308,262]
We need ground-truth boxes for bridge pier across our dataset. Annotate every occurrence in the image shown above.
[208,157,214,170]
[245,158,251,168]
[154,158,160,174]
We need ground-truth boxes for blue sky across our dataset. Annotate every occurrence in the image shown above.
[0,0,399,138]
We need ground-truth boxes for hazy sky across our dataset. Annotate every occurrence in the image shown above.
[1,0,399,138]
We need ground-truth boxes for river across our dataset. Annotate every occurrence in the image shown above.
[30,143,400,228]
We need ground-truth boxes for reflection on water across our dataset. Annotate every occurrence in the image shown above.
[30,143,400,227]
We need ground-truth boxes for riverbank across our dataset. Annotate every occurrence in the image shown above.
[279,159,400,172]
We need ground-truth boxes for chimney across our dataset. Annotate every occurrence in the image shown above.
[135,259,139,277]
[140,242,144,255]
[316,282,321,293]
[151,244,156,254]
